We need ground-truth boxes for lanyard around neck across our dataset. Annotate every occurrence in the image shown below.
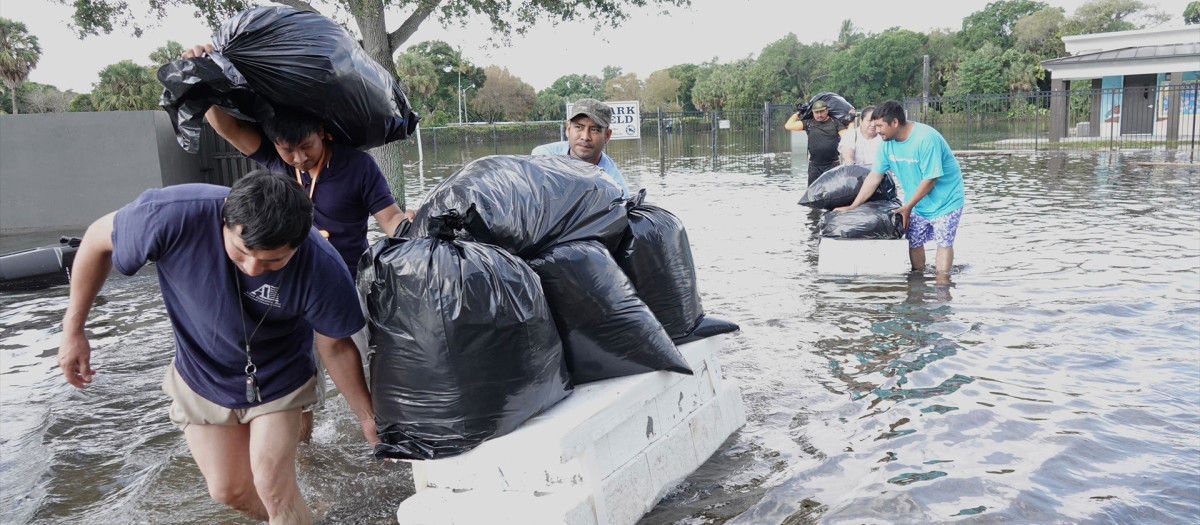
[292,145,331,202]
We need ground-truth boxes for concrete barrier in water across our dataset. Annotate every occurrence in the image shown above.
[395,334,745,525]
[817,238,911,275]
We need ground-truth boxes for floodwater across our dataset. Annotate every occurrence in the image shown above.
[2,147,1198,524]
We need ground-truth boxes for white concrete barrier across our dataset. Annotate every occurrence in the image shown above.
[396,335,745,525]
[817,238,910,275]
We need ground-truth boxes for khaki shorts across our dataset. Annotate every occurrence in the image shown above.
[162,360,318,429]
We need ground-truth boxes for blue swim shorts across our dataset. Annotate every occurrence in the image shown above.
[907,207,963,248]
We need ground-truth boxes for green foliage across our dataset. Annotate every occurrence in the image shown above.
[691,59,755,110]
[667,63,699,111]
[827,29,928,105]
[470,65,536,122]
[148,40,184,68]
[1061,0,1169,36]
[947,44,1008,96]
[69,93,96,112]
[602,66,623,83]
[400,40,485,125]
[1013,6,1066,58]
[604,72,641,102]
[530,91,566,121]
[1187,2,1200,24]
[957,0,1048,51]
[0,17,42,114]
[91,59,160,111]
[641,69,682,112]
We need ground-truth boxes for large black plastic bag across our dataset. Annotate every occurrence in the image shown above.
[798,164,898,210]
[795,92,856,125]
[616,190,700,338]
[819,199,906,239]
[158,5,419,153]
[359,229,571,460]
[527,241,693,385]
[410,155,627,258]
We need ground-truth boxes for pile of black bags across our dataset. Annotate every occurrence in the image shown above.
[360,155,739,460]
[158,6,419,153]
[799,164,906,240]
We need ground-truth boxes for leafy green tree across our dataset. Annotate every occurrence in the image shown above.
[68,93,96,112]
[641,69,681,112]
[91,59,160,111]
[1061,0,1169,36]
[947,43,1008,96]
[958,0,1048,51]
[470,65,535,122]
[1013,6,1066,58]
[922,29,961,98]
[531,90,567,121]
[0,17,42,114]
[401,40,484,125]
[827,29,927,104]
[394,49,442,123]
[604,72,641,101]
[1186,1,1200,24]
[667,63,699,111]
[148,40,185,68]
[691,58,756,110]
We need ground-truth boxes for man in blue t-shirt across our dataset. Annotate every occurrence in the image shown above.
[58,172,377,523]
[532,98,631,199]
[835,100,966,281]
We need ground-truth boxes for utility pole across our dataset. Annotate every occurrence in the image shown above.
[458,70,463,124]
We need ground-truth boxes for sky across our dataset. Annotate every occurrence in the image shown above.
[0,0,1193,94]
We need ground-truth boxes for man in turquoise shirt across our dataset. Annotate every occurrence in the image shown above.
[532,98,630,199]
[836,100,965,281]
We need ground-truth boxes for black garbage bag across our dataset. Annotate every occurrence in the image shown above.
[670,316,742,346]
[359,220,571,460]
[410,155,627,259]
[527,240,693,385]
[798,164,898,210]
[818,199,906,239]
[158,5,419,153]
[615,189,704,339]
[795,92,856,125]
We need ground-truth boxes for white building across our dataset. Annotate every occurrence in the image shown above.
[1040,25,1199,141]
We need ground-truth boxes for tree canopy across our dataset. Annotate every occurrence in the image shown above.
[0,17,42,114]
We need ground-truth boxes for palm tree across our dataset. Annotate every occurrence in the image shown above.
[0,18,42,115]
[91,60,160,111]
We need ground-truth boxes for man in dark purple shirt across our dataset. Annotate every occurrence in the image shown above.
[58,172,377,522]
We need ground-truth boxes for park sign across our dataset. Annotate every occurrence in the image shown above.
[566,100,641,140]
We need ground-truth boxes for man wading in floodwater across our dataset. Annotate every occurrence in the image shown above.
[58,172,378,523]
[835,100,965,282]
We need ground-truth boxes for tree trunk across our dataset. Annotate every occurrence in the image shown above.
[10,85,18,115]
[351,0,408,208]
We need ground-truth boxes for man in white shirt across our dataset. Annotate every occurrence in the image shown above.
[839,105,882,167]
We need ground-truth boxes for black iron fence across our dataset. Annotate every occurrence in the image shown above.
[903,85,1200,153]
[199,88,1197,184]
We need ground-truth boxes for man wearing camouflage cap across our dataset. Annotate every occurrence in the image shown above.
[785,99,850,186]
[533,98,630,198]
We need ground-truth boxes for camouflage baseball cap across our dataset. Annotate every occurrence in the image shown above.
[568,98,611,128]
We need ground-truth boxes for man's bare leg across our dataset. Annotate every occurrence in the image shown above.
[184,423,269,521]
[934,246,955,284]
[909,246,926,272]
[249,409,311,524]
[299,411,314,443]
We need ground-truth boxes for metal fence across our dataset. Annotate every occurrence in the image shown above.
[199,89,1197,184]
[903,85,1200,153]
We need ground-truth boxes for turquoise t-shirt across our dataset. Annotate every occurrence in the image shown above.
[874,122,965,218]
